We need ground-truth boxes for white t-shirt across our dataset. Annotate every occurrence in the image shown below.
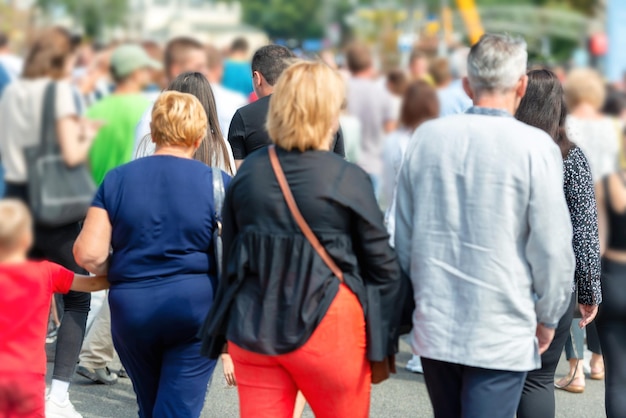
[0,78,78,183]
[566,116,620,182]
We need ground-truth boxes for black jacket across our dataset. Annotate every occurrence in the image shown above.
[200,147,401,361]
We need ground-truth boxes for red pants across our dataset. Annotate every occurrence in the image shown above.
[230,284,371,418]
[0,373,45,418]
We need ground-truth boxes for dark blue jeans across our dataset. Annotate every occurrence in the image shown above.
[422,358,527,418]
[110,277,217,418]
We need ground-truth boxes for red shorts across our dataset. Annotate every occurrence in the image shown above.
[0,373,45,418]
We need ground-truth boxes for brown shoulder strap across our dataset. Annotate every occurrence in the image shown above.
[268,146,344,283]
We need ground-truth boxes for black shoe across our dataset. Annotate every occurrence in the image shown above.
[76,366,118,385]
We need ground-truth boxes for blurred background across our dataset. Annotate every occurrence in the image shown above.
[0,0,625,83]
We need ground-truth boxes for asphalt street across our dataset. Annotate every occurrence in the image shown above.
[47,339,607,418]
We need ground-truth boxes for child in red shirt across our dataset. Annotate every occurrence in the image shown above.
[0,199,109,417]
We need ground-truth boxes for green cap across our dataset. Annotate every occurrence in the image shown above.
[110,44,162,78]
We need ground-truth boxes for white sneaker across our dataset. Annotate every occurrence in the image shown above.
[45,394,83,418]
[406,355,424,374]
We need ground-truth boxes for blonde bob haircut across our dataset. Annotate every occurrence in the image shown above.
[564,68,606,111]
[150,91,208,148]
[267,61,345,152]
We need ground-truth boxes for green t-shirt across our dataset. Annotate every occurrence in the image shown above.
[87,94,150,185]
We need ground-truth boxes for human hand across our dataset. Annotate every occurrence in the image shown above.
[578,304,599,329]
[536,323,555,354]
[221,353,236,387]
[79,119,104,143]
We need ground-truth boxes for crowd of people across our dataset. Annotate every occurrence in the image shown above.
[1,25,626,418]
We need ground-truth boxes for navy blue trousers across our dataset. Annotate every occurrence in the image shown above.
[110,277,217,418]
[422,358,527,418]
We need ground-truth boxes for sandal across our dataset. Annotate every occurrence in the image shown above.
[555,375,585,393]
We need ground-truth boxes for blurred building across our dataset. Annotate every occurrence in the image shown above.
[127,0,267,49]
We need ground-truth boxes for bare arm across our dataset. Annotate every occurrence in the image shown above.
[70,274,109,292]
[57,117,100,167]
[235,159,244,169]
[74,207,112,276]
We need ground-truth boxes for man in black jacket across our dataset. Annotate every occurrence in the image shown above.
[228,45,345,168]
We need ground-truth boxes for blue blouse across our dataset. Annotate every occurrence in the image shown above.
[92,155,230,287]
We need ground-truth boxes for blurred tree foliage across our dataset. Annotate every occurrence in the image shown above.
[236,0,322,40]
[36,0,128,38]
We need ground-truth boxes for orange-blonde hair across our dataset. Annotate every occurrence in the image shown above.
[150,91,208,148]
[267,61,345,152]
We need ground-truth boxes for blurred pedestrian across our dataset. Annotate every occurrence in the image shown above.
[0,26,101,418]
[345,42,396,195]
[430,56,472,117]
[74,91,228,418]
[382,81,438,215]
[386,69,409,121]
[602,86,626,169]
[222,37,253,96]
[228,45,345,168]
[0,32,23,80]
[205,45,248,134]
[408,50,433,85]
[0,200,108,418]
[87,44,159,185]
[201,61,401,418]
[395,34,575,418]
[134,36,210,149]
[595,162,626,418]
[516,69,601,416]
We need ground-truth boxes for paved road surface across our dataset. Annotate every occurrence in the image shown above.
[47,339,606,418]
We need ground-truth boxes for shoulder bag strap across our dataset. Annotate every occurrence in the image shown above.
[268,145,344,283]
[40,82,58,155]
[212,167,225,277]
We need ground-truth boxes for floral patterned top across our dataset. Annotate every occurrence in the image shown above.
[563,146,602,305]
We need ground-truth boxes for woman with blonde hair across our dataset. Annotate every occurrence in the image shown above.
[74,91,229,417]
[201,61,401,418]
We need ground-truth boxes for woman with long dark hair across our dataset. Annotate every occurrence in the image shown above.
[137,72,235,175]
[515,69,602,418]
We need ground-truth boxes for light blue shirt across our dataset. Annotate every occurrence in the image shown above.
[437,80,472,117]
[395,107,575,371]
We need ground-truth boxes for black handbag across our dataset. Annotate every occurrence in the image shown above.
[24,82,96,227]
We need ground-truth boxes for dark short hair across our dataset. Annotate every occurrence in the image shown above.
[251,45,295,86]
[231,37,249,54]
[345,42,372,74]
[164,37,204,79]
[429,57,452,86]
[386,69,408,96]
[400,81,439,128]
[0,32,9,49]
[206,44,223,71]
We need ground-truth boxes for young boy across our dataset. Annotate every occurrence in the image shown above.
[0,199,109,417]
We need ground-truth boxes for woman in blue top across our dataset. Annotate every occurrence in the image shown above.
[74,91,230,418]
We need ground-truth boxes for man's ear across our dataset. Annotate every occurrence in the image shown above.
[516,74,529,100]
[462,77,474,100]
[252,71,262,88]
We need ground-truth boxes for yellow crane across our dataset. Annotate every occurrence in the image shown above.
[442,0,484,45]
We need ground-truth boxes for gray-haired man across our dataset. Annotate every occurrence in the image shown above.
[395,34,575,417]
